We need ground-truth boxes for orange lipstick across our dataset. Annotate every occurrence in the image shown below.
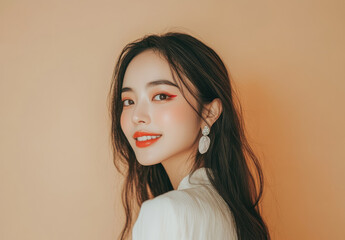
[133,131,162,148]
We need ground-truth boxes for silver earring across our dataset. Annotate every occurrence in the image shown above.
[198,125,210,154]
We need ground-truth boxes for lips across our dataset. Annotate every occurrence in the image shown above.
[133,131,162,148]
[133,131,162,139]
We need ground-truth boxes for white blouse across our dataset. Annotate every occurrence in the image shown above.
[132,167,238,240]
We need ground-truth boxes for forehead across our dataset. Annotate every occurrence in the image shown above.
[123,49,173,86]
[122,49,197,95]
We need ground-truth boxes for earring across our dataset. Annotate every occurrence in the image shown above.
[198,125,210,154]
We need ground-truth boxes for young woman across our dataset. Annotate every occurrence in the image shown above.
[109,32,270,240]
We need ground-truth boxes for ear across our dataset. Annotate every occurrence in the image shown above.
[201,98,223,129]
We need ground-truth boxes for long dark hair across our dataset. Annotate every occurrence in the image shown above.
[108,32,270,240]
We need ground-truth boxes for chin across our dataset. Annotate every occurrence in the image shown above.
[136,158,161,166]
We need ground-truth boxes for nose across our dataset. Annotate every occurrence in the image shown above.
[132,100,151,125]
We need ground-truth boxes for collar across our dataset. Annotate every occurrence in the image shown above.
[177,167,213,190]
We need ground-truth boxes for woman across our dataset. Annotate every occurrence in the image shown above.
[109,32,270,240]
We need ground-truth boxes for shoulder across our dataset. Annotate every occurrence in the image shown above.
[137,193,179,218]
[139,187,204,210]
[132,187,238,240]
[139,187,209,217]
[133,191,187,227]
[132,194,181,239]
[139,186,232,223]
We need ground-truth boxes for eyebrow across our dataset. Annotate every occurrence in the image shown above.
[121,79,179,93]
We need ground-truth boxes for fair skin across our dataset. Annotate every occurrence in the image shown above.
[120,49,222,190]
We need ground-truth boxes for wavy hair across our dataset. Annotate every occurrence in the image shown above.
[108,32,270,240]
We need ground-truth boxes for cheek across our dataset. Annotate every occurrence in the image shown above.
[155,104,199,128]
[120,112,131,135]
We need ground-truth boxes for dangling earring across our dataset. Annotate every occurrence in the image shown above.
[198,125,210,154]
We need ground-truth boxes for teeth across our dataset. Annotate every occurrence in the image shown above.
[136,135,161,141]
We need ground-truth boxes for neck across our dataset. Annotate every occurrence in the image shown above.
[161,149,196,190]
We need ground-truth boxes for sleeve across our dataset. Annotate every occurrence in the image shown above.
[132,197,182,240]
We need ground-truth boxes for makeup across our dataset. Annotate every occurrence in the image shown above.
[155,93,177,100]
[122,93,177,107]
[135,136,162,148]
[120,49,201,166]
[133,131,162,148]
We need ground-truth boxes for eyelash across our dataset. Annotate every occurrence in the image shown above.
[122,93,177,107]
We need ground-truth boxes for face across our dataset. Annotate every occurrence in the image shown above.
[120,49,202,166]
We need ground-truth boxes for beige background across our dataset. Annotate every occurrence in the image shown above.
[1,0,344,239]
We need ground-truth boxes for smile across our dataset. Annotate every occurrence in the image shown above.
[135,135,162,148]
[136,135,161,141]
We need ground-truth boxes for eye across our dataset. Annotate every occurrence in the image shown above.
[153,93,176,101]
[122,99,134,106]
[122,93,176,107]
